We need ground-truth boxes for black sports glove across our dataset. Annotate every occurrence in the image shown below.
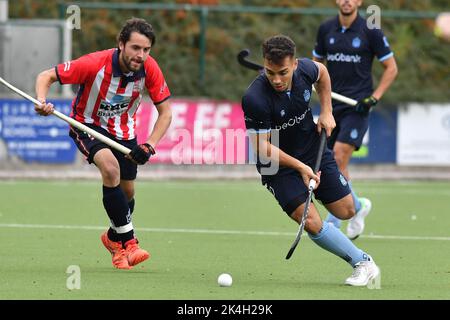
[129,143,155,165]
[355,96,378,114]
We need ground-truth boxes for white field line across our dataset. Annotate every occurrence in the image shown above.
[0,223,449,241]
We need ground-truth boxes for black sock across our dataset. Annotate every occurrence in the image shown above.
[129,198,135,215]
[102,185,134,244]
[107,227,120,242]
[108,198,136,242]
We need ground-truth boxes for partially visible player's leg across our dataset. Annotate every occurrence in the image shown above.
[70,126,131,269]
[312,150,379,286]
[120,180,135,203]
[334,141,372,240]
[324,117,346,228]
[333,141,363,216]
[325,142,361,228]
[325,111,371,239]
[114,146,150,267]
[117,179,149,266]
[94,149,135,244]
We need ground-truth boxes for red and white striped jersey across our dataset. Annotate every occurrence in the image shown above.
[55,48,171,140]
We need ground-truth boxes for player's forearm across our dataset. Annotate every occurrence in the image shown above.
[372,60,398,100]
[35,69,58,101]
[146,102,172,148]
[256,139,307,172]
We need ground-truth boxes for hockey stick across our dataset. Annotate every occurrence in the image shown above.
[285,129,327,260]
[237,49,358,106]
[0,77,131,155]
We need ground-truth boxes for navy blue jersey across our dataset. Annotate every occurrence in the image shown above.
[313,15,393,110]
[242,58,320,180]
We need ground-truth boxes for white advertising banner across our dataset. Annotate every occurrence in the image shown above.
[397,104,450,165]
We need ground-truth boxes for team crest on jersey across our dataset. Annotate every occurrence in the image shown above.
[352,37,361,48]
[329,37,335,44]
[350,129,358,139]
[280,109,286,117]
[303,89,311,102]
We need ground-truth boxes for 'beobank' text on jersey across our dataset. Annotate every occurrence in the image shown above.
[313,15,393,110]
[55,48,171,140]
[242,58,320,180]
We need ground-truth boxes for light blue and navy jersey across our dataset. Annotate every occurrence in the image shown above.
[313,15,393,110]
[242,58,321,180]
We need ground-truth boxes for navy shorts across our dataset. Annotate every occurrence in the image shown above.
[264,148,351,215]
[328,108,369,150]
[69,124,138,180]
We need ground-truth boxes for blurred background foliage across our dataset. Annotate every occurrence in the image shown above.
[9,0,450,103]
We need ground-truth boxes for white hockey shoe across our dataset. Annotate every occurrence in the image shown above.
[347,197,372,240]
[345,257,380,287]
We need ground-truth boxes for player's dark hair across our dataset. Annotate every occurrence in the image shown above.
[118,18,156,46]
[262,35,296,64]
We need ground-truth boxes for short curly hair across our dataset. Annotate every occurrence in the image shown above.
[262,35,296,64]
[117,17,156,46]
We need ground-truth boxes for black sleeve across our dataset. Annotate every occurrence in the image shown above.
[241,93,272,133]
[367,28,393,62]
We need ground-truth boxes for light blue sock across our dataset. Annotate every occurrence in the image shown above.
[309,222,369,267]
[325,212,342,228]
[349,181,362,213]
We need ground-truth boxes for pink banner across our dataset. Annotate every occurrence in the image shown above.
[135,99,248,164]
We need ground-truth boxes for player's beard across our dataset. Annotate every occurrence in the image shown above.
[339,3,357,16]
[122,54,143,73]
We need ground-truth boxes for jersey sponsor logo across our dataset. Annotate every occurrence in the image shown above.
[303,89,311,102]
[280,109,286,117]
[63,61,72,71]
[97,98,131,117]
[327,52,362,63]
[329,37,335,44]
[274,108,310,131]
[352,37,361,48]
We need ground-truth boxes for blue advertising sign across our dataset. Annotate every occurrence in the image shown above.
[0,99,77,163]
[351,109,397,164]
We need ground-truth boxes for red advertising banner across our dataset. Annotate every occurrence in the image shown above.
[135,99,248,164]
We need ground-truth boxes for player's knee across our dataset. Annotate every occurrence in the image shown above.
[100,164,120,186]
[341,204,356,220]
[304,215,322,235]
